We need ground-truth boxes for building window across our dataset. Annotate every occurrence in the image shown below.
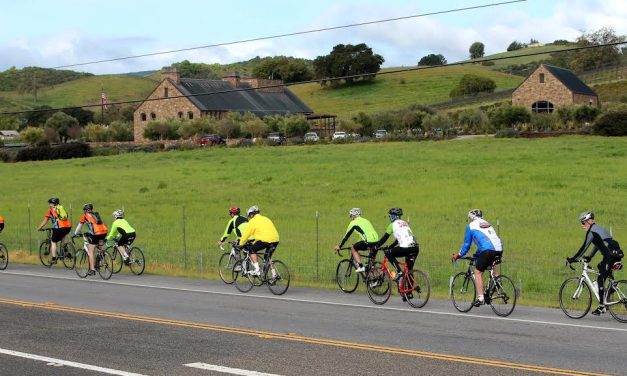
[539,73,545,83]
[178,111,183,119]
[140,113,147,121]
[188,111,194,120]
[150,112,156,120]
[531,101,554,113]
[164,87,169,98]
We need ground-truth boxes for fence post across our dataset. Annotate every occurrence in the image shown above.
[28,203,32,255]
[316,211,320,281]
[182,206,187,270]
[518,278,523,299]
[199,253,203,274]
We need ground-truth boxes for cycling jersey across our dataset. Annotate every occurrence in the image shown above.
[76,212,108,236]
[571,223,622,260]
[377,219,417,248]
[220,215,249,242]
[0,215,4,231]
[106,218,136,242]
[239,214,279,246]
[339,217,379,248]
[45,205,71,229]
[458,218,502,258]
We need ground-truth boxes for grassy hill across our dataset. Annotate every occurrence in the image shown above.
[481,44,572,69]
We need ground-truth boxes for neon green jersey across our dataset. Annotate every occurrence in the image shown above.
[106,218,136,241]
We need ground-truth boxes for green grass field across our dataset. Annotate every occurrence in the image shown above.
[1,136,626,306]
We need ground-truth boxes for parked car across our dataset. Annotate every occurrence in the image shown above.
[374,129,388,139]
[332,131,347,140]
[304,132,320,142]
[195,134,225,146]
[267,132,287,144]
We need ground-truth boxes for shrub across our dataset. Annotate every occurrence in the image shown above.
[573,105,601,124]
[488,106,531,129]
[450,74,496,98]
[20,127,47,146]
[594,110,627,136]
[109,121,134,141]
[422,113,453,138]
[458,109,488,133]
[495,128,520,138]
[15,143,91,162]
[531,113,560,131]
[83,123,113,142]
[143,120,180,140]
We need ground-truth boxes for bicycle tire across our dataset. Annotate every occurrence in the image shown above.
[404,269,430,308]
[559,277,592,319]
[96,251,113,280]
[366,266,391,305]
[451,272,476,313]
[607,280,627,323]
[39,240,53,267]
[336,259,359,293]
[265,260,290,295]
[109,247,123,274]
[218,252,236,284]
[233,259,253,293]
[489,275,517,317]
[129,247,145,275]
[0,243,8,270]
[75,250,90,278]
[61,242,76,270]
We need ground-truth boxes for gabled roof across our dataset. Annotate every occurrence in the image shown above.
[173,78,312,117]
[543,64,597,97]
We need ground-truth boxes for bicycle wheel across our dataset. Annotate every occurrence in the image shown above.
[336,259,359,293]
[61,242,76,270]
[366,266,391,305]
[265,260,290,295]
[489,275,517,317]
[75,250,89,278]
[559,277,592,319]
[451,272,476,313]
[404,269,430,308]
[233,259,254,292]
[0,243,8,270]
[128,247,145,275]
[218,252,237,284]
[96,251,113,280]
[110,247,123,274]
[39,240,53,267]
[607,280,627,323]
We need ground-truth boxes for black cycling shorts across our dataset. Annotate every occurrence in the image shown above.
[475,250,502,272]
[250,241,279,254]
[117,232,136,246]
[86,233,106,246]
[353,241,378,251]
[52,227,71,242]
[0,223,5,232]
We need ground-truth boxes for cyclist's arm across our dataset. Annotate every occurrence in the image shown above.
[105,220,120,242]
[238,224,254,247]
[220,220,235,243]
[571,229,593,260]
[339,225,364,248]
[458,226,472,258]
[37,210,51,230]
[587,232,608,259]
[376,232,390,248]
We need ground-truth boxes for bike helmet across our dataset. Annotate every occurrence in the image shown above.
[468,209,483,221]
[247,205,260,216]
[48,197,60,205]
[579,211,594,223]
[388,207,403,221]
[349,208,361,217]
[112,209,124,219]
[229,207,240,215]
[83,203,93,211]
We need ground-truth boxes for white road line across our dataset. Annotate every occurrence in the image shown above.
[0,347,147,376]
[184,362,281,375]
[2,269,626,333]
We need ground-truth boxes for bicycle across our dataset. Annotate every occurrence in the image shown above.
[218,241,242,284]
[38,228,75,269]
[107,239,145,275]
[335,246,378,293]
[365,248,430,308]
[451,256,517,317]
[71,233,113,280]
[0,232,8,270]
[232,244,290,295]
[559,259,626,322]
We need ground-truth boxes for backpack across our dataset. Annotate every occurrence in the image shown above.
[92,212,104,225]
[607,239,624,260]
[56,205,68,220]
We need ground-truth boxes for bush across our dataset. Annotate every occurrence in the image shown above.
[531,113,560,131]
[594,110,627,136]
[83,123,113,142]
[143,120,180,140]
[573,106,601,124]
[450,74,496,98]
[495,128,520,138]
[458,109,488,133]
[15,143,91,162]
[488,106,531,129]
[109,121,134,141]
[20,127,47,146]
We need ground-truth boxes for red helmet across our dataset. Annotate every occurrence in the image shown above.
[229,207,240,215]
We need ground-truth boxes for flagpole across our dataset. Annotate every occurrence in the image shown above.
[101,87,104,123]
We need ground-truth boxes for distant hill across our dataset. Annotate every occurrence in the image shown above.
[0,66,93,91]
[117,70,158,78]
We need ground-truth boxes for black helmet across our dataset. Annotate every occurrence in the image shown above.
[83,203,93,211]
[48,197,60,205]
[388,208,403,217]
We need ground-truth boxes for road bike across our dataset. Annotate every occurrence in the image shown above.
[335,247,378,293]
[218,241,241,284]
[232,244,290,295]
[559,259,626,322]
[107,239,145,275]
[71,233,113,280]
[365,248,430,308]
[451,256,517,317]
[0,234,8,270]
[38,228,75,269]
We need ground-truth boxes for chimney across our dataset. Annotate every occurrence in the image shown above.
[222,72,240,88]
[161,68,180,84]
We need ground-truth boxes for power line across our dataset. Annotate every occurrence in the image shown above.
[50,0,526,70]
[2,41,624,116]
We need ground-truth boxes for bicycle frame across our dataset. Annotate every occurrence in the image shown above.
[380,256,412,294]
[571,260,624,306]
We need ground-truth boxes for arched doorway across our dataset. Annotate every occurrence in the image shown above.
[531,101,554,113]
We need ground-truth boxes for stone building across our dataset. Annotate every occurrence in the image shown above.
[133,70,333,142]
[512,64,599,113]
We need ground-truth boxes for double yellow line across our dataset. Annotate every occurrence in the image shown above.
[0,297,606,376]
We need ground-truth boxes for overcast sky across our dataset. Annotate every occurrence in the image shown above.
[0,0,625,75]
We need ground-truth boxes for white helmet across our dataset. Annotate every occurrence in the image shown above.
[112,209,124,219]
[247,205,260,216]
[579,211,594,223]
[467,209,483,222]
[349,208,361,217]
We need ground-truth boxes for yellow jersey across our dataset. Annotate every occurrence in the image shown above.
[239,214,279,245]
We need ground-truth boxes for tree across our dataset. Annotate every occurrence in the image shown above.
[507,41,525,51]
[215,117,240,139]
[0,115,20,130]
[169,60,219,79]
[313,43,384,86]
[252,57,313,83]
[469,42,485,59]
[242,118,267,138]
[61,107,94,126]
[449,74,496,98]
[417,54,447,66]
[45,112,79,143]
[569,27,626,71]
[20,126,47,146]
[24,105,54,127]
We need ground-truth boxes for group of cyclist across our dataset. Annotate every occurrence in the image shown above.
[35,197,137,276]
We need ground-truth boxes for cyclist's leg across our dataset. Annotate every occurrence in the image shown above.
[50,229,61,259]
[474,251,498,304]
[383,246,403,274]
[597,257,612,305]
[250,241,268,274]
[352,241,369,271]
[405,245,419,271]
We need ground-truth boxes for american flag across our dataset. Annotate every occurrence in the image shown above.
[101,92,109,110]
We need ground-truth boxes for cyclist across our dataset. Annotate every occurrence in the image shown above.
[0,214,4,232]
[72,203,108,276]
[376,208,419,283]
[567,211,624,315]
[36,197,72,264]
[334,208,379,273]
[217,207,249,247]
[238,206,279,276]
[105,209,136,265]
[452,209,503,307]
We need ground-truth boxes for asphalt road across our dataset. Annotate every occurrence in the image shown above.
[0,264,624,376]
